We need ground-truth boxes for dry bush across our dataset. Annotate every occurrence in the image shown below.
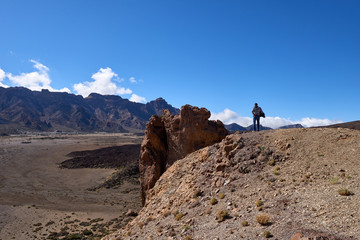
[218,192,225,199]
[241,220,248,227]
[264,231,272,238]
[209,198,218,205]
[175,213,184,221]
[256,200,264,207]
[338,188,354,196]
[217,210,229,222]
[255,214,271,226]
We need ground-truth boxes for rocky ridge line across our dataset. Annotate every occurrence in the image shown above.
[104,127,360,240]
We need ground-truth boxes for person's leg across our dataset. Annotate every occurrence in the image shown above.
[253,117,256,131]
[257,117,260,131]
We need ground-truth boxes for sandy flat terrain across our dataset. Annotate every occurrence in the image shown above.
[0,133,143,240]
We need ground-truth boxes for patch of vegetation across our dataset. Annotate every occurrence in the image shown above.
[241,220,249,227]
[192,189,203,198]
[256,200,264,207]
[183,225,190,230]
[330,177,340,185]
[338,188,354,196]
[175,213,184,221]
[218,192,225,199]
[264,231,273,238]
[82,229,93,236]
[267,159,275,166]
[68,234,81,240]
[217,210,229,222]
[255,214,271,226]
[273,170,280,176]
[45,220,55,226]
[209,198,218,205]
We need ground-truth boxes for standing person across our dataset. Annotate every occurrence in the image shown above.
[252,103,264,131]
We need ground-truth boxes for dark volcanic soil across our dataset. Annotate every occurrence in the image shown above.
[61,144,141,169]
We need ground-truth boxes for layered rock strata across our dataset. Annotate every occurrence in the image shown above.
[139,105,228,205]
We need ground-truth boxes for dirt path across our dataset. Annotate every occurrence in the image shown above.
[0,133,142,240]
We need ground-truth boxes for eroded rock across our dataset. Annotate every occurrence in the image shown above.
[139,105,228,205]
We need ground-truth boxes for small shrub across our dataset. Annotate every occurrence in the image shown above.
[218,192,225,199]
[185,236,193,240]
[138,222,144,229]
[175,213,184,221]
[256,200,264,207]
[192,189,202,198]
[264,231,272,238]
[83,229,93,235]
[217,210,229,222]
[273,170,280,176]
[68,234,81,240]
[338,188,354,196]
[267,159,275,166]
[157,227,162,233]
[45,221,55,226]
[241,220,248,227]
[209,198,218,205]
[255,214,271,226]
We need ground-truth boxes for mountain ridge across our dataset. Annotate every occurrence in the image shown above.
[0,87,179,133]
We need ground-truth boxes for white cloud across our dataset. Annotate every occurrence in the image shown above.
[129,77,137,83]
[298,117,342,128]
[129,94,146,103]
[211,108,343,129]
[210,108,253,127]
[73,67,133,97]
[0,68,8,88]
[5,60,70,93]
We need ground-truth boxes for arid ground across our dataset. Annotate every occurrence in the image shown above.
[0,133,143,240]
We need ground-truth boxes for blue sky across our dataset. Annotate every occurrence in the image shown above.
[0,1,359,128]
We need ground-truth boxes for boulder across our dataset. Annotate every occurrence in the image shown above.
[139,105,228,205]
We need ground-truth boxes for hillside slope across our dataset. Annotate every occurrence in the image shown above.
[104,128,360,240]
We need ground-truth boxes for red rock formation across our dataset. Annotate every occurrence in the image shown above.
[139,105,228,205]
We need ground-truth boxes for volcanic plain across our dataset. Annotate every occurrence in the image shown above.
[0,133,143,240]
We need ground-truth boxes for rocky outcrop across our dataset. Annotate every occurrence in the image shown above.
[139,105,229,205]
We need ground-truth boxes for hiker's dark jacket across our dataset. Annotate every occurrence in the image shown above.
[252,106,263,117]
